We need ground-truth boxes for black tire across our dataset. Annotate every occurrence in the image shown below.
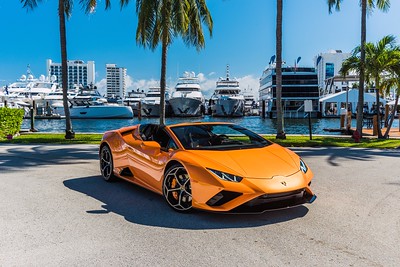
[163,164,192,212]
[100,145,116,182]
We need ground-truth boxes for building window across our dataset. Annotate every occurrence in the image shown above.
[326,63,334,78]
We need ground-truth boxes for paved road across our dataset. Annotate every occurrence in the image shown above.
[0,144,399,266]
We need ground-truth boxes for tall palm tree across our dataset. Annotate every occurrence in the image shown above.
[21,0,115,139]
[340,35,399,138]
[327,0,391,138]
[135,0,213,125]
[275,0,285,139]
[379,52,400,138]
[364,35,398,138]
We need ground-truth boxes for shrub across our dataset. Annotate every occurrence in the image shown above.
[0,107,25,139]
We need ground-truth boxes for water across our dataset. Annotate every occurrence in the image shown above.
[22,116,399,135]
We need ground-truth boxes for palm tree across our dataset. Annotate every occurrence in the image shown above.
[275,0,285,139]
[135,0,213,125]
[21,0,116,139]
[340,35,399,138]
[380,55,400,138]
[327,0,391,138]
[364,35,398,138]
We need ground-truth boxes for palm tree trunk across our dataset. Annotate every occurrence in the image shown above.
[275,0,285,139]
[357,0,366,138]
[374,77,383,138]
[159,41,167,126]
[383,92,399,138]
[59,0,74,139]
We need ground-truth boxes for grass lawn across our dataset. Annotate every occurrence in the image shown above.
[0,133,103,145]
[1,133,399,149]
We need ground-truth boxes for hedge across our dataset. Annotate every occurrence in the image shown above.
[0,107,25,139]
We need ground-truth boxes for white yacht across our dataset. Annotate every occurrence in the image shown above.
[53,85,133,119]
[6,74,58,105]
[210,66,245,117]
[259,64,319,118]
[124,89,146,116]
[243,89,259,116]
[5,71,36,96]
[169,71,205,117]
[141,86,171,117]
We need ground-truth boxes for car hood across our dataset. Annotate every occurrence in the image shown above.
[188,144,300,179]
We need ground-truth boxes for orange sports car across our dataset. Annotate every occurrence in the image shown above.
[99,122,316,213]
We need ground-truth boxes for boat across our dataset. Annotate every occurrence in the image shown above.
[169,71,205,117]
[123,89,146,116]
[52,84,133,119]
[140,86,171,117]
[259,63,319,118]
[5,67,58,104]
[5,67,37,96]
[209,65,245,117]
[242,89,259,116]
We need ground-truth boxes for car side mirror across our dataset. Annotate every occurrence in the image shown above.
[141,141,161,156]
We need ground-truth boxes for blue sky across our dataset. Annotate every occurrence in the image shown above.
[1,0,400,98]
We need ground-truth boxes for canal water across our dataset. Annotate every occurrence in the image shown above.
[22,116,399,135]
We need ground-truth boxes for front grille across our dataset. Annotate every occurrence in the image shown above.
[231,189,309,213]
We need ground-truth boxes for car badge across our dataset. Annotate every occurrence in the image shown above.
[281,181,287,186]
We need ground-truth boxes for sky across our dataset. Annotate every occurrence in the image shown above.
[1,0,400,98]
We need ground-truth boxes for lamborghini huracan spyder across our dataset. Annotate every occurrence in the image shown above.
[99,122,316,213]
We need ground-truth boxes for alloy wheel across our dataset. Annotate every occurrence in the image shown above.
[100,146,115,181]
[163,165,192,212]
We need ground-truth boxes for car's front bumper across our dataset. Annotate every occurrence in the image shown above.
[189,166,316,213]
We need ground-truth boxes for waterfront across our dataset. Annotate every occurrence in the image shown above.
[21,116,399,135]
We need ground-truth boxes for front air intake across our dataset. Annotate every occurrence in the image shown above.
[206,191,242,206]
[119,167,133,177]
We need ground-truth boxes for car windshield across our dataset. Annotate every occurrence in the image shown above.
[170,124,271,150]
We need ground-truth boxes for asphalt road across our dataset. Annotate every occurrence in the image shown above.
[0,144,399,266]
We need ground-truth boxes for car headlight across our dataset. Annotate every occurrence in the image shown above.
[207,168,243,183]
[300,158,308,173]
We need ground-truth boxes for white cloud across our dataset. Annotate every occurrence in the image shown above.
[127,76,160,92]
[95,78,107,96]
[237,75,260,100]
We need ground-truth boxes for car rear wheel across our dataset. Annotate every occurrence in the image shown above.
[100,145,116,182]
[163,164,192,212]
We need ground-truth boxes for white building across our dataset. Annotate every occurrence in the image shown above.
[106,64,127,99]
[46,59,95,89]
[315,50,352,96]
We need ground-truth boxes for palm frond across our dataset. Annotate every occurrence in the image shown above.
[327,0,342,13]
[20,0,42,10]
[64,0,74,19]
[376,0,390,12]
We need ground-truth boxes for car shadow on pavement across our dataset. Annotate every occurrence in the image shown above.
[0,144,98,171]
[293,147,400,167]
[64,175,310,230]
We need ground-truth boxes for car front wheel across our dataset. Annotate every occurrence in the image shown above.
[163,164,192,212]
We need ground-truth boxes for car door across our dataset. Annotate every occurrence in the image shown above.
[130,125,177,192]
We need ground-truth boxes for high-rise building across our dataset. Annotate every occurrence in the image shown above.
[314,50,352,94]
[106,64,127,99]
[46,59,95,89]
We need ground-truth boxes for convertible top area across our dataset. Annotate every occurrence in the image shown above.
[136,122,272,150]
